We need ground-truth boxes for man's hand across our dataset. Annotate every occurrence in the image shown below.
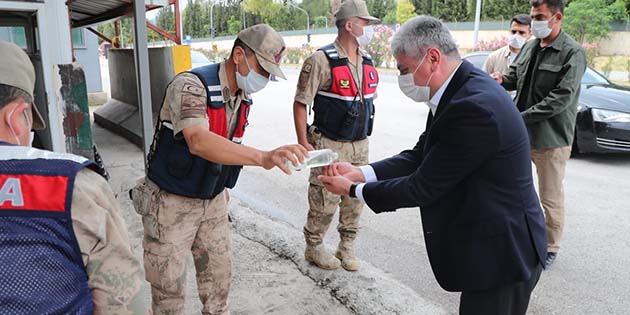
[322,162,365,182]
[261,144,308,174]
[318,166,353,196]
[490,72,503,84]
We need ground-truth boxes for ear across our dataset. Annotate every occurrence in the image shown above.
[555,11,563,22]
[233,46,244,65]
[428,48,440,68]
[344,20,353,33]
[4,101,30,136]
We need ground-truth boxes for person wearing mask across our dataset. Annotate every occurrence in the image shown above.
[483,14,532,75]
[292,0,380,271]
[491,0,587,267]
[0,41,147,314]
[131,24,307,315]
[318,16,547,315]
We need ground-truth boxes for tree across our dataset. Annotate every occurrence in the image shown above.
[564,0,626,43]
[433,0,467,21]
[156,5,175,34]
[397,0,418,24]
[411,0,432,15]
[365,0,397,20]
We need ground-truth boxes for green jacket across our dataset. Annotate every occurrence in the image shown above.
[502,30,587,150]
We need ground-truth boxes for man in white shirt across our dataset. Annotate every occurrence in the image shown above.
[483,14,532,75]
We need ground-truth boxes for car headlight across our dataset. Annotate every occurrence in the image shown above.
[591,108,630,123]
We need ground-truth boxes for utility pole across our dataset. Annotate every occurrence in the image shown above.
[285,1,310,43]
[473,0,482,50]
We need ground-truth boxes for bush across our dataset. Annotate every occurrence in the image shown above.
[476,37,508,51]
[366,25,395,68]
[582,42,600,66]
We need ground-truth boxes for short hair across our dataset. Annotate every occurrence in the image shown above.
[0,84,32,109]
[390,16,460,61]
[230,38,254,58]
[511,14,532,26]
[531,0,564,14]
[335,18,347,30]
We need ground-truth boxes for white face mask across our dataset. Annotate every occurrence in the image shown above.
[397,53,434,103]
[352,23,374,46]
[531,18,553,39]
[508,34,527,49]
[236,55,269,94]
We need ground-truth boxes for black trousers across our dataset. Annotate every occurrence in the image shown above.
[459,263,543,315]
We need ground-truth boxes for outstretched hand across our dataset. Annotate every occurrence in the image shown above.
[318,165,353,196]
[262,144,308,174]
[322,162,365,182]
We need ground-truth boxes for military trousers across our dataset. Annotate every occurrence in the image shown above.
[136,179,231,315]
[304,128,369,245]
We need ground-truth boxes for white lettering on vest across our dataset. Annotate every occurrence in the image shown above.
[0,178,24,207]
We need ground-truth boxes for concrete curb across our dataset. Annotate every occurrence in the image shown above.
[229,198,447,315]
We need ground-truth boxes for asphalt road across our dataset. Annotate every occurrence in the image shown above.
[231,68,630,315]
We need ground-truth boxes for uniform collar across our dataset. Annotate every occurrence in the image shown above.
[540,30,567,52]
[333,39,366,61]
[218,61,251,103]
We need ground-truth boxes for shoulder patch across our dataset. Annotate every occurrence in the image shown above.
[302,63,313,73]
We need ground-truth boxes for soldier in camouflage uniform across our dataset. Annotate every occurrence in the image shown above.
[292,0,380,271]
[0,41,147,314]
[132,25,306,315]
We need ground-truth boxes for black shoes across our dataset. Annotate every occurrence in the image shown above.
[545,252,557,267]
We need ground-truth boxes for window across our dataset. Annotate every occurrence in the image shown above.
[0,26,27,49]
[72,28,86,48]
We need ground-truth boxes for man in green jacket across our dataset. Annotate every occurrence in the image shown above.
[492,0,586,268]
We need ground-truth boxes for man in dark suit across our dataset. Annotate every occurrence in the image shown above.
[318,16,547,315]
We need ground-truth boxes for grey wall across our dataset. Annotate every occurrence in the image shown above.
[73,28,102,93]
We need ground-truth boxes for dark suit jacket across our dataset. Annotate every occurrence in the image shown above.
[363,60,547,292]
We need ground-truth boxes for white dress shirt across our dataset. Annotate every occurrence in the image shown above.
[355,62,462,203]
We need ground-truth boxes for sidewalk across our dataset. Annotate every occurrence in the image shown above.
[92,119,444,315]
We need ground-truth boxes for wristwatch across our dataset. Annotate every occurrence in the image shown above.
[349,183,359,199]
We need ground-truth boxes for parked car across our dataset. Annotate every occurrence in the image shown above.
[191,50,211,69]
[463,51,630,154]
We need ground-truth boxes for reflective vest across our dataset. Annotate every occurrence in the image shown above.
[0,143,94,314]
[312,44,379,141]
[147,63,251,199]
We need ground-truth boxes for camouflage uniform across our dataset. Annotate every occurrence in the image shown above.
[134,66,244,315]
[296,39,370,254]
[73,169,148,314]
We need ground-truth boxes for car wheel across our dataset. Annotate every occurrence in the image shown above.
[571,129,580,157]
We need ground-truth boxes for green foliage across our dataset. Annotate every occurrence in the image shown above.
[156,5,175,34]
[410,0,432,15]
[314,16,328,28]
[228,16,241,35]
[433,0,467,21]
[382,10,397,25]
[397,0,418,24]
[564,0,625,43]
[96,18,133,46]
[366,25,395,67]
[365,0,397,20]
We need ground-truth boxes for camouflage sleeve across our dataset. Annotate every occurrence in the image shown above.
[294,51,330,105]
[71,169,148,315]
[165,73,209,138]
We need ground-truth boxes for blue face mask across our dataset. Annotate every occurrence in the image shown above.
[236,56,269,94]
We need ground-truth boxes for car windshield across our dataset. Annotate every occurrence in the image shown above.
[191,51,210,64]
[581,67,609,85]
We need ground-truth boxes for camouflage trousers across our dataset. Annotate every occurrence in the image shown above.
[304,128,369,245]
[134,179,231,315]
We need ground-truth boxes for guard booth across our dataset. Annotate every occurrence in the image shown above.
[0,0,178,169]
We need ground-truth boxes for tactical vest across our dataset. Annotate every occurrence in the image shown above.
[312,44,379,141]
[147,63,251,199]
[0,143,94,314]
